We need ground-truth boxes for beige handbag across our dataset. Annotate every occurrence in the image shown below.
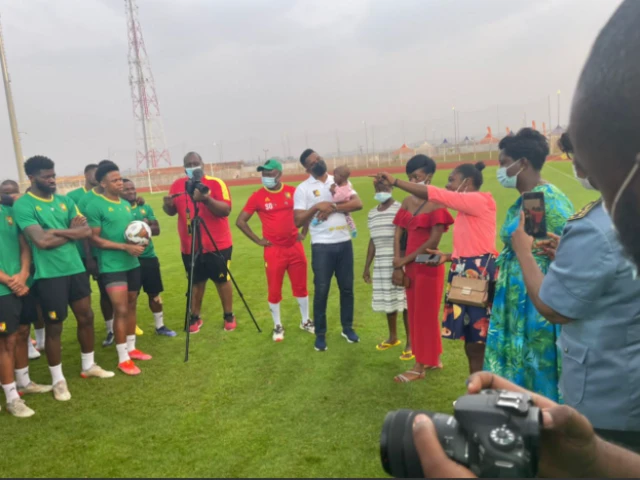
[447,256,493,308]
[448,276,490,308]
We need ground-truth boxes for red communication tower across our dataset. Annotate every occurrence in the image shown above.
[125,0,171,171]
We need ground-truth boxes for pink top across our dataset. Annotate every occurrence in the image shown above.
[427,186,498,259]
[332,184,355,203]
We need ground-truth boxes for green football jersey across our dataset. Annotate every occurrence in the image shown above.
[77,188,102,259]
[66,186,88,204]
[85,194,139,274]
[0,205,23,296]
[129,203,157,259]
[66,186,90,259]
[13,192,85,280]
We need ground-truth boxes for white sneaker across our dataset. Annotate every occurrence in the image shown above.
[28,342,41,360]
[52,380,71,402]
[272,324,285,342]
[81,364,115,379]
[19,381,53,395]
[300,320,315,334]
[6,398,35,418]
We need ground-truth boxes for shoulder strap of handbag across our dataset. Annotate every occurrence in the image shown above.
[412,199,428,217]
[460,254,494,280]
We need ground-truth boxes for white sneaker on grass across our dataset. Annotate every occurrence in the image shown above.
[6,398,35,418]
[272,324,285,342]
[19,382,52,395]
[300,320,315,334]
[81,364,115,379]
[28,342,41,360]
[52,380,71,402]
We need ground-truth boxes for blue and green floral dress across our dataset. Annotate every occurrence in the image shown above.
[483,184,574,402]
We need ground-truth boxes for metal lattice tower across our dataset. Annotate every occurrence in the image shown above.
[125,0,171,171]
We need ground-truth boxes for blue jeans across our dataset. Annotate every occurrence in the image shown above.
[311,241,354,337]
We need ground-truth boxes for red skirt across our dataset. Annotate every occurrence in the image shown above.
[405,262,444,367]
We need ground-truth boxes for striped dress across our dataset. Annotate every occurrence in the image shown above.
[368,201,407,313]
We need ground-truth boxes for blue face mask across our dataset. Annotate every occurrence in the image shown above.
[374,192,392,203]
[262,176,278,189]
[185,167,202,179]
[496,160,522,189]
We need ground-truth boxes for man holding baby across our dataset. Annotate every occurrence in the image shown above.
[294,149,363,352]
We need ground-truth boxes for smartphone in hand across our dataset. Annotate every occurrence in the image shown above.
[522,191,547,238]
[416,253,441,265]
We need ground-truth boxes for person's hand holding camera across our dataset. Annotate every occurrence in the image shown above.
[192,188,208,203]
[413,372,602,479]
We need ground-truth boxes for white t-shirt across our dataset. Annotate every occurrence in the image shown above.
[294,174,357,245]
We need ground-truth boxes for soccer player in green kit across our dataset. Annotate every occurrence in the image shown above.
[77,161,144,345]
[85,162,151,376]
[121,179,176,337]
[0,194,38,417]
[14,156,114,402]
[66,163,99,279]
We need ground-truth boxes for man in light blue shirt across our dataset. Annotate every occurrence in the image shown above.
[511,134,640,453]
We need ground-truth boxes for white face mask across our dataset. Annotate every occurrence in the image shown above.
[572,165,596,191]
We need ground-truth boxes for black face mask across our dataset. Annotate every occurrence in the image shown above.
[311,159,327,177]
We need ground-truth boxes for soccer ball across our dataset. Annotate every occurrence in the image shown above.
[124,221,152,246]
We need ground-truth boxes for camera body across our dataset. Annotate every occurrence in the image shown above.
[380,390,541,478]
[186,168,210,197]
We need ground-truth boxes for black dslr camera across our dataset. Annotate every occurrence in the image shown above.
[186,168,210,197]
[380,390,541,478]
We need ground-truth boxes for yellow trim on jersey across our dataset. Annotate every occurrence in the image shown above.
[82,186,88,193]
[75,205,82,216]
[97,194,122,205]
[27,191,54,203]
[264,184,284,194]
[204,175,231,201]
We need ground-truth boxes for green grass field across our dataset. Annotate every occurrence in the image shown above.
[3,162,598,478]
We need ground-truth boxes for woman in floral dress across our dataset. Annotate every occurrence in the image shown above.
[484,128,574,401]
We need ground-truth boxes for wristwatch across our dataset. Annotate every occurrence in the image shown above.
[331,203,338,212]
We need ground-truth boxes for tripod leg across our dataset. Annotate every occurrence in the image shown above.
[227,270,262,333]
[197,219,263,333]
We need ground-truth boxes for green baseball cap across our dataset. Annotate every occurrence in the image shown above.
[257,158,282,172]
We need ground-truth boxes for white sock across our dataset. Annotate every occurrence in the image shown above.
[81,352,95,371]
[126,334,136,352]
[49,364,65,385]
[296,296,310,323]
[153,311,164,329]
[116,343,130,363]
[105,319,114,334]
[2,382,19,403]
[15,367,31,388]
[269,302,282,327]
[35,328,45,349]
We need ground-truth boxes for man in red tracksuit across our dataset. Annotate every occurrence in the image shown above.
[236,159,314,342]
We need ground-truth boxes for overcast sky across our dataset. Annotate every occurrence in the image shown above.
[0,0,621,177]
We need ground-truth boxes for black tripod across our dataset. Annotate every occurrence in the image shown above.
[183,196,261,363]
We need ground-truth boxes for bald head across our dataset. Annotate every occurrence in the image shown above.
[570,0,640,267]
[183,151,203,169]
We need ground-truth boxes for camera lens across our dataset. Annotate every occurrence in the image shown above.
[381,410,469,478]
[380,409,431,478]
